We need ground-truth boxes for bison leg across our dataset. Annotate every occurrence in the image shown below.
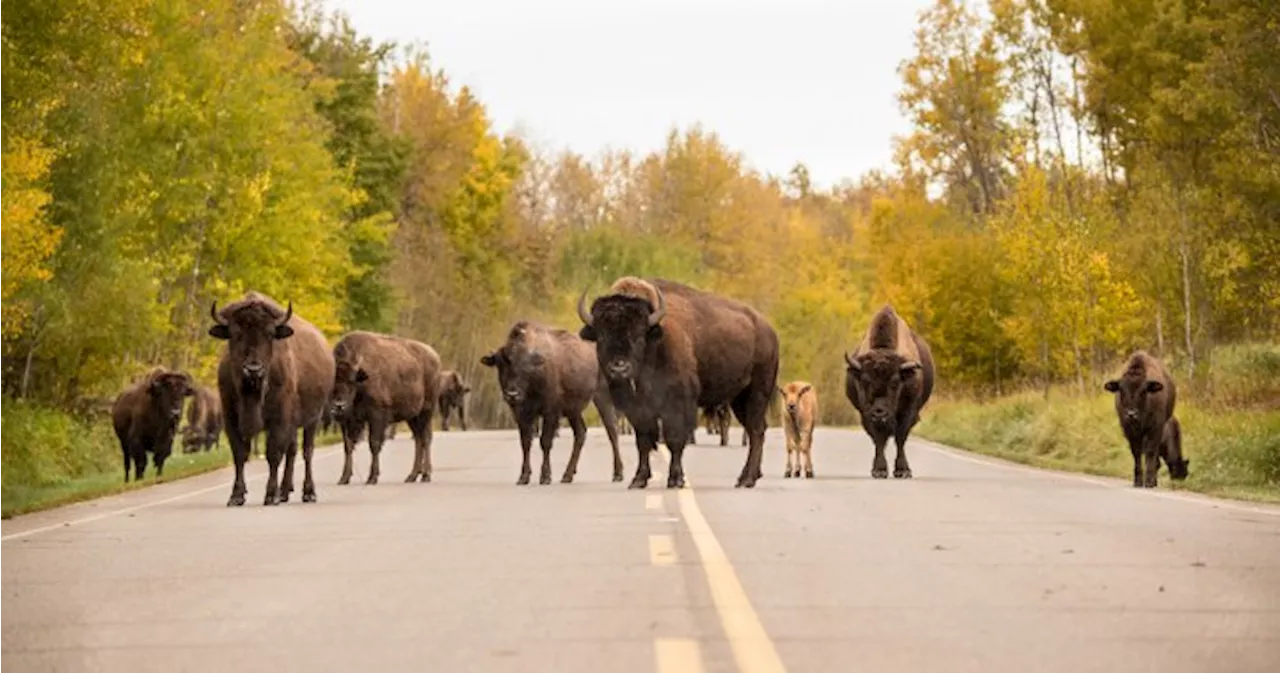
[226,429,250,507]
[562,413,588,484]
[279,434,299,502]
[133,444,148,481]
[663,409,693,489]
[803,429,815,479]
[367,418,387,485]
[892,425,913,479]
[301,422,318,503]
[868,425,890,478]
[516,420,534,485]
[629,417,659,489]
[459,403,468,432]
[731,393,767,488]
[538,413,558,485]
[338,423,357,485]
[262,426,291,506]
[416,408,435,483]
[1142,436,1160,488]
[440,404,451,432]
[1128,439,1143,487]
[593,391,624,482]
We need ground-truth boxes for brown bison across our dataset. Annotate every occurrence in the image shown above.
[331,331,441,485]
[1161,416,1189,480]
[578,277,780,489]
[112,367,194,481]
[181,385,223,453]
[481,321,623,485]
[1104,351,1179,488]
[209,292,335,506]
[845,305,935,479]
[780,381,818,478]
[702,405,731,446]
[437,370,471,431]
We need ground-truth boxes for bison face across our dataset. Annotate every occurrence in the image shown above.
[208,300,293,389]
[330,361,368,419]
[481,343,545,405]
[577,290,666,384]
[845,351,921,427]
[780,384,812,417]
[149,372,195,426]
[1167,458,1190,480]
[1103,377,1163,429]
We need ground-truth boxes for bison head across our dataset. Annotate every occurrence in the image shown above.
[330,359,368,419]
[576,287,666,383]
[148,371,195,425]
[1103,376,1163,428]
[845,350,922,427]
[208,299,293,390]
[1167,457,1190,480]
[779,383,813,417]
[481,325,546,405]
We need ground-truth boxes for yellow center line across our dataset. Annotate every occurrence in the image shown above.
[656,445,789,673]
[654,637,707,673]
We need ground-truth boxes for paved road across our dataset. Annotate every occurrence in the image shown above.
[4,427,1279,673]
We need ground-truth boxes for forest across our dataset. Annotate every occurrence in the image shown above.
[3,0,1278,509]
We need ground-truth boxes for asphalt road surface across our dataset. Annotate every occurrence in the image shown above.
[4,427,1279,673]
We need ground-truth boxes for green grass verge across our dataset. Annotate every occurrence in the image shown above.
[2,400,342,518]
[916,391,1280,504]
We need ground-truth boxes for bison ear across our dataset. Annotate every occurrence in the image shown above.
[1103,380,1120,393]
[799,384,812,397]
[208,324,231,340]
[480,353,498,367]
[355,369,369,383]
[147,380,162,397]
[273,324,294,340]
[1145,380,1163,393]
[646,324,663,341]
[578,325,597,342]
[899,361,922,379]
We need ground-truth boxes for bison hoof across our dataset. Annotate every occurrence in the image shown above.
[666,475,685,489]
[337,475,352,486]
[784,469,793,479]
[264,494,279,506]
[612,473,624,483]
[560,473,575,484]
[805,469,814,479]
[517,474,531,485]
[735,476,759,488]
[302,491,317,503]
[871,467,889,479]
[628,477,649,489]
[226,493,246,507]
[366,475,379,485]
[278,492,290,503]
[893,467,913,479]
[419,473,431,483]
[404,472,419,483]
[539,474,552,486]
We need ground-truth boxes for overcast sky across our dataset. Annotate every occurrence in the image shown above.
[323,0,933,189]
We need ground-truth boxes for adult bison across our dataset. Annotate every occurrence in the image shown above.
[481,321,623,485]
[181,385,223,453]
[1104,351,1178,488]
[112,367,194,481]
[437,370,471,431]
[577,277,780,489]
[844,305,935,479]
[331,331,442,485]
[208,292,334,506]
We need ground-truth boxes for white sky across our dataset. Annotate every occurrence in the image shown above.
[323,0,934,189]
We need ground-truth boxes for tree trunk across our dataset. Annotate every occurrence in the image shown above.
[1155,304,1165,356]
[1179,236,1195,382]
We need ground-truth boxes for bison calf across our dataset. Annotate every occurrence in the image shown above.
[1104,351,1178,488]
[780,381,818,478]
[481,321,623,485]
[437,370,471,431]
[181,385,223,453]
[845,305,935,479]
[331,331,442,485]
[113,367,194,482]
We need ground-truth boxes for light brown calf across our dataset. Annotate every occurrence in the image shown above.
[779,381,818,478]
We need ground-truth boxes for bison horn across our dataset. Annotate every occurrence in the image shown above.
[900,360,922,373]
[279,300,293,326]
[210,301,227,326]
[576,289,594,327]
[845,352,861,371]
[647,286,667,327]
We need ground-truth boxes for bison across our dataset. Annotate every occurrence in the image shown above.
[1104,351,1178,488]
[112,367,194,481]
[209,292,335,506]
[1162,416,1189,480]
[780,381,818,478]
[330,331,441,485]
[181,384,223,453]
[481,321,623,485]
[437,370,471,431]
[844,305,935,479]
[577,277,780,489]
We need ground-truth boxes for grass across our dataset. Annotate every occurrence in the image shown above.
[1,400,342,518]
[917,391,1280,503]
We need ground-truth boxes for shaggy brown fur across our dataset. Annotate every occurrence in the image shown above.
[1104,351,1178,487]
[481,321,623,485]
[779,381,818,478]
[437,370,471,431]
[331,331,442,485]
[181,385,223,453]
[209,291,335,506]
[112,367,194,482]
[578,277,780,489]
[845,305,935,479]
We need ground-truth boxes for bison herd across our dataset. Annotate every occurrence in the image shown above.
[111,278,1190,506]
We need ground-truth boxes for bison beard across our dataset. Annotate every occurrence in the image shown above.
[578,277,780,489]
[844,305,935,479]
[209,292,335,507]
